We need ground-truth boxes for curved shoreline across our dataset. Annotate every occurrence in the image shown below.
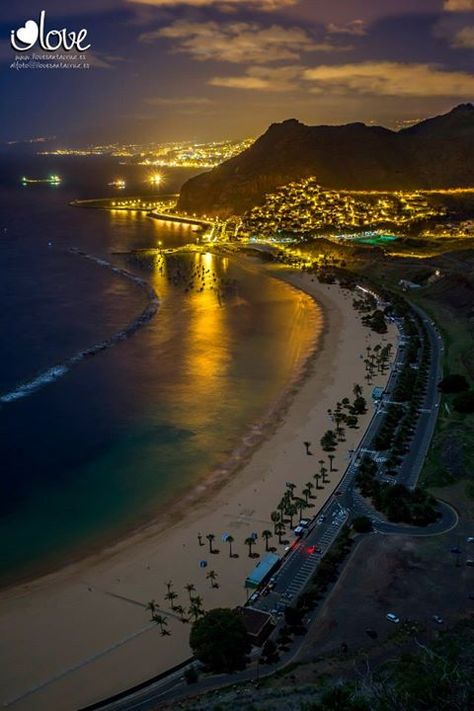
[0,259,323,591]
[0,271,399,711]
[0,249,159,405]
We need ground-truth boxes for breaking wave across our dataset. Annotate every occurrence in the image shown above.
[0,249,159,405]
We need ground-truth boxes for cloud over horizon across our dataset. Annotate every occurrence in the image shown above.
[326,19,367,36]
[443,0,474,11]
[210,64,302,91]
[303,61,474,97]
[452,25,474,46]
[145,96,214,107]
[128,0,299,11]
[141,20,351,63]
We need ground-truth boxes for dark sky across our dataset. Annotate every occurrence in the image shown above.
[1,0,473,144]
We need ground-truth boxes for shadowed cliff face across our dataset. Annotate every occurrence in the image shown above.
[178,105,474,217]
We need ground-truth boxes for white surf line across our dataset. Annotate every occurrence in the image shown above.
[2,623,157,708]
[0,249,159,405]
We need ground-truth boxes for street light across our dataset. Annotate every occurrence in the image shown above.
[150,173,163,187]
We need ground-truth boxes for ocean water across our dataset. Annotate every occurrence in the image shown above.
[0,159,320,584]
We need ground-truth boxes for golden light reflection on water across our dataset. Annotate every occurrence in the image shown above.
[104,218,323,448]
[181,253,230,425]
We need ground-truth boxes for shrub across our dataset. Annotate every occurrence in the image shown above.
[453,391,474,414]
[438,374,470,394]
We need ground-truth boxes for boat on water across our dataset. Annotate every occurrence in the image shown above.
[108,179,126,188]
[21,175,62,186]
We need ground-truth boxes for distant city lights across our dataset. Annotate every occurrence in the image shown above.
[38,137,255,168]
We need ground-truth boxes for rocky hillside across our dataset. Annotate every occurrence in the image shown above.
[178,104,474,217]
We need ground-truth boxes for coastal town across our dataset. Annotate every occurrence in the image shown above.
[243,178,445,235]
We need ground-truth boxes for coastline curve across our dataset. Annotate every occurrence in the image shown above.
[0,249,160,405]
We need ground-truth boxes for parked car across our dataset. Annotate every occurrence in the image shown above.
[432,615,444,625]
[386,613,400,624]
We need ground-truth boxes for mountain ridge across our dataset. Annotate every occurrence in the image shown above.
[178,104,474,217]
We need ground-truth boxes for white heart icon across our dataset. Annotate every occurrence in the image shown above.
[16,20,39,46]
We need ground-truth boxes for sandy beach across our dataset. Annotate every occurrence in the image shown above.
[0,268,397,711]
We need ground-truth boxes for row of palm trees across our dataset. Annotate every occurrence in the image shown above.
[269,458,335,544]
[364,343,393,384]
[320,384,369,452]
[196,453,339,566]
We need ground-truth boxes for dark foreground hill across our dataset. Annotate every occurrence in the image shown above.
[178,104,474,216]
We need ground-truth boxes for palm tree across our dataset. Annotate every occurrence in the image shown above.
[321,467,330,485]
[146,599,157,618]
[188,596,204,622]
[206,570,219,588]
[184,583,195,601]
[295,497,308,520]
[197,532,204,547]
[275,521,286,545]
[270,510,280,533]
[314,472,322,489]
[244,536,256,557]
[302,483,313,503]
[277,499,287,521]
[262,529,273,551]
[328,454,336,472]
[353,383,363,398]
[165,580,173,594]
[206,533,216,554]
[165,590,178,610]
[286,482,296,499]
[285,502,298,528]
[152,613,169,636]
[226,534,235,558]
[174,604,187,621]
[303,440,312,455]
[188,603,201,622]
